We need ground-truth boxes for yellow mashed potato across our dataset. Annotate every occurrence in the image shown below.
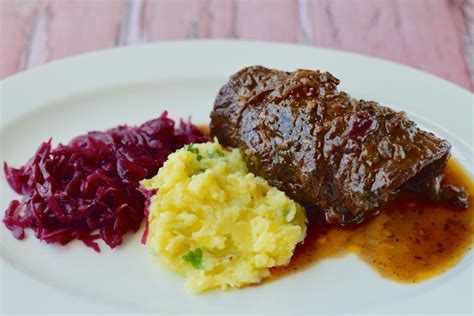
[141,140,307,293]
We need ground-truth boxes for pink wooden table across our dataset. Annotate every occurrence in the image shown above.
[1,0,473,91]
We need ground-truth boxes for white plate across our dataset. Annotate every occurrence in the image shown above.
[1,40,473,315]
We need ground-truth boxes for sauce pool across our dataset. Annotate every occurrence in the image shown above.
[196,125,474,284]
[270,158,474,283]
[197,124,211,138]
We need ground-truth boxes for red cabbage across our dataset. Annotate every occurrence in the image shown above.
[3,112,208,252]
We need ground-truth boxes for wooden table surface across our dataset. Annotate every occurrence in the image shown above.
[1,0,473,91]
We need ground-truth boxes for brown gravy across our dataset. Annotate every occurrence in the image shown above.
[271,158,474,283]
[197,124,210,138]
[196,124,473,283]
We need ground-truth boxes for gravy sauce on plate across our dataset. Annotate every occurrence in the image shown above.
[271,158,473,283]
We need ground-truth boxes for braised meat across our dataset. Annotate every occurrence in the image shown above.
[210,66,468,226]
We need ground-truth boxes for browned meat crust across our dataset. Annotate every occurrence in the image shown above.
[210,66,468,226]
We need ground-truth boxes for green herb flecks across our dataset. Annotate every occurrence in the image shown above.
[183,248,203,269]
[187,144,203,161]
[207,149,225,159]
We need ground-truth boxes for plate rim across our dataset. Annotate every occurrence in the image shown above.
[2,39,472,95]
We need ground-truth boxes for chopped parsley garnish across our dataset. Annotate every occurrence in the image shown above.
[207,149,225,158]
[183,248,203,269]
[186,144,203,161]
[186,144,199,154]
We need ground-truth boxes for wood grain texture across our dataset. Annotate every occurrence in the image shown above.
[47,0,124,59]
[0,0,37,77]
[234,0,300,42]
[303,0,472,89]
[461,0,474,86]
[1,0,473,91]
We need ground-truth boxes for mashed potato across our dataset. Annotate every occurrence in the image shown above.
[141,140,307,293]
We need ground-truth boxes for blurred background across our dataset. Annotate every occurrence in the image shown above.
[1,0,473,90]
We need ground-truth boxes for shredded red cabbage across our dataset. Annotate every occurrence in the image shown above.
[3,112,208,252]
[139,187,156,245]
